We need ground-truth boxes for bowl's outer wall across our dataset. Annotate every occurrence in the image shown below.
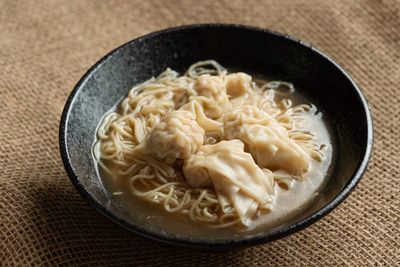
[61,25,371,249]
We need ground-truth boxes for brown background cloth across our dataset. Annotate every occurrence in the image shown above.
[1,0,399,266]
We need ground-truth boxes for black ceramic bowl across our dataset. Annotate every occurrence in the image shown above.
[60,24,372,250]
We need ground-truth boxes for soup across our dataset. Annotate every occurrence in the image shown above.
[93,60,334,238]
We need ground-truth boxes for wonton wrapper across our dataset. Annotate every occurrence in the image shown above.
[192,74,231,119]
[180,101,222,133]
[225,72,253,98]
[147,110,204,164]
[183,140,274,226]
[222,105,310,176]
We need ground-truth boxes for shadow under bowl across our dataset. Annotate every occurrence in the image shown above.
[59,24,373,250]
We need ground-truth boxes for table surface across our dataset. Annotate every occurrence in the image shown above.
[1,0,399,266]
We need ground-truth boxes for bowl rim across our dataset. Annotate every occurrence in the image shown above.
[59,23,373,249]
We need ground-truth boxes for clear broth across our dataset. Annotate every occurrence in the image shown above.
[94,77,335,240]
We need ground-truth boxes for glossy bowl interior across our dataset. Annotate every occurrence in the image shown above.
[60,24,372,250]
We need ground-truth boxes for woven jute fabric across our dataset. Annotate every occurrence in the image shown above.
[1,0,399,266]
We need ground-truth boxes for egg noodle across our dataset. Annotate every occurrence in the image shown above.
[93,60,325,228]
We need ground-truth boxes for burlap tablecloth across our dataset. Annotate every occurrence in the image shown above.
[1,0,399,266]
